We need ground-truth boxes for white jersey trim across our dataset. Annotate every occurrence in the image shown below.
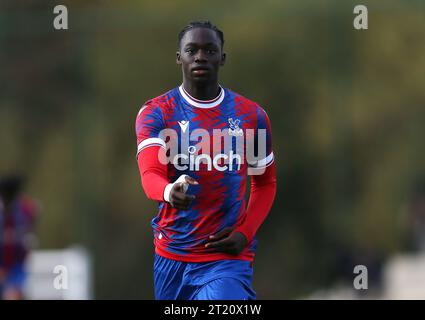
[179,85,225,108]
[248,152,274,168]
[137,137,166,155]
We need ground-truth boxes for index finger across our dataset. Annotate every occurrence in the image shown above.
[184,176,199,185]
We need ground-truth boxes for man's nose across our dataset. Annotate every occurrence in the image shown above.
[194,49,208,62]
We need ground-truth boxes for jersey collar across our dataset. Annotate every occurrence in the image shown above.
[179,84,225,108]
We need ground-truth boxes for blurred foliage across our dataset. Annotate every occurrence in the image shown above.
[0,0,424,298]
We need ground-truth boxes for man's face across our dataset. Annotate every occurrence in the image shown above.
[177,27,225,84]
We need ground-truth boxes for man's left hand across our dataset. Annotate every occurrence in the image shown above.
[205,227,248,256]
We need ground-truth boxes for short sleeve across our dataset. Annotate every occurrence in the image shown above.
[135,102,166,158]
[248,106,274,170]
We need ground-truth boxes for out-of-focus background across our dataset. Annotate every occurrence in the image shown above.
[1,0,424,299]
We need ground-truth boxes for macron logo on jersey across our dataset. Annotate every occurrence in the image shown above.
[178,120,189,133]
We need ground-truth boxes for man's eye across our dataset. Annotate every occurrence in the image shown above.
[207,49,217,54]
[186,49,195,54]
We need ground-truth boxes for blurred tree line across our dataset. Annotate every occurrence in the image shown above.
[0,0,424,298]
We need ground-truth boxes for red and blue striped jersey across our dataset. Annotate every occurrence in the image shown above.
[0,197,37,269]
[135,85,274,262]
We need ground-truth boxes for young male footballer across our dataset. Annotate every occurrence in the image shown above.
[135,21,276,300]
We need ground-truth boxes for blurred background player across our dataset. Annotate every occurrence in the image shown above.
[135,21,276,300]
[0,174,38,300]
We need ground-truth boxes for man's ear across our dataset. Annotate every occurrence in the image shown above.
[176,51,182,65]
[220,52,226,66]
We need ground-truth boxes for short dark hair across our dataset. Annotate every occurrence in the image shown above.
[178,20,224,49]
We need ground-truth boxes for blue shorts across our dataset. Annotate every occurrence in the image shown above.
[153,253,256,300]
[0,264,27,295]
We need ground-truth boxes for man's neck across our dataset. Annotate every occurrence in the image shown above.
[182,81,220,101]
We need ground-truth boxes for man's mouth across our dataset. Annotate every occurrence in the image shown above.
[191,67,210,75]
[192,70,209,75]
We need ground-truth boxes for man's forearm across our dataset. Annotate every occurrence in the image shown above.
[235,161,277,242]
[137,146,169,202]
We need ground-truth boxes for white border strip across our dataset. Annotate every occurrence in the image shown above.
[249,152,274,168]
[137,137,166,154]
[179,85,225,108]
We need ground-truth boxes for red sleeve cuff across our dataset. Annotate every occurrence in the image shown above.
[234,225,254,244]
